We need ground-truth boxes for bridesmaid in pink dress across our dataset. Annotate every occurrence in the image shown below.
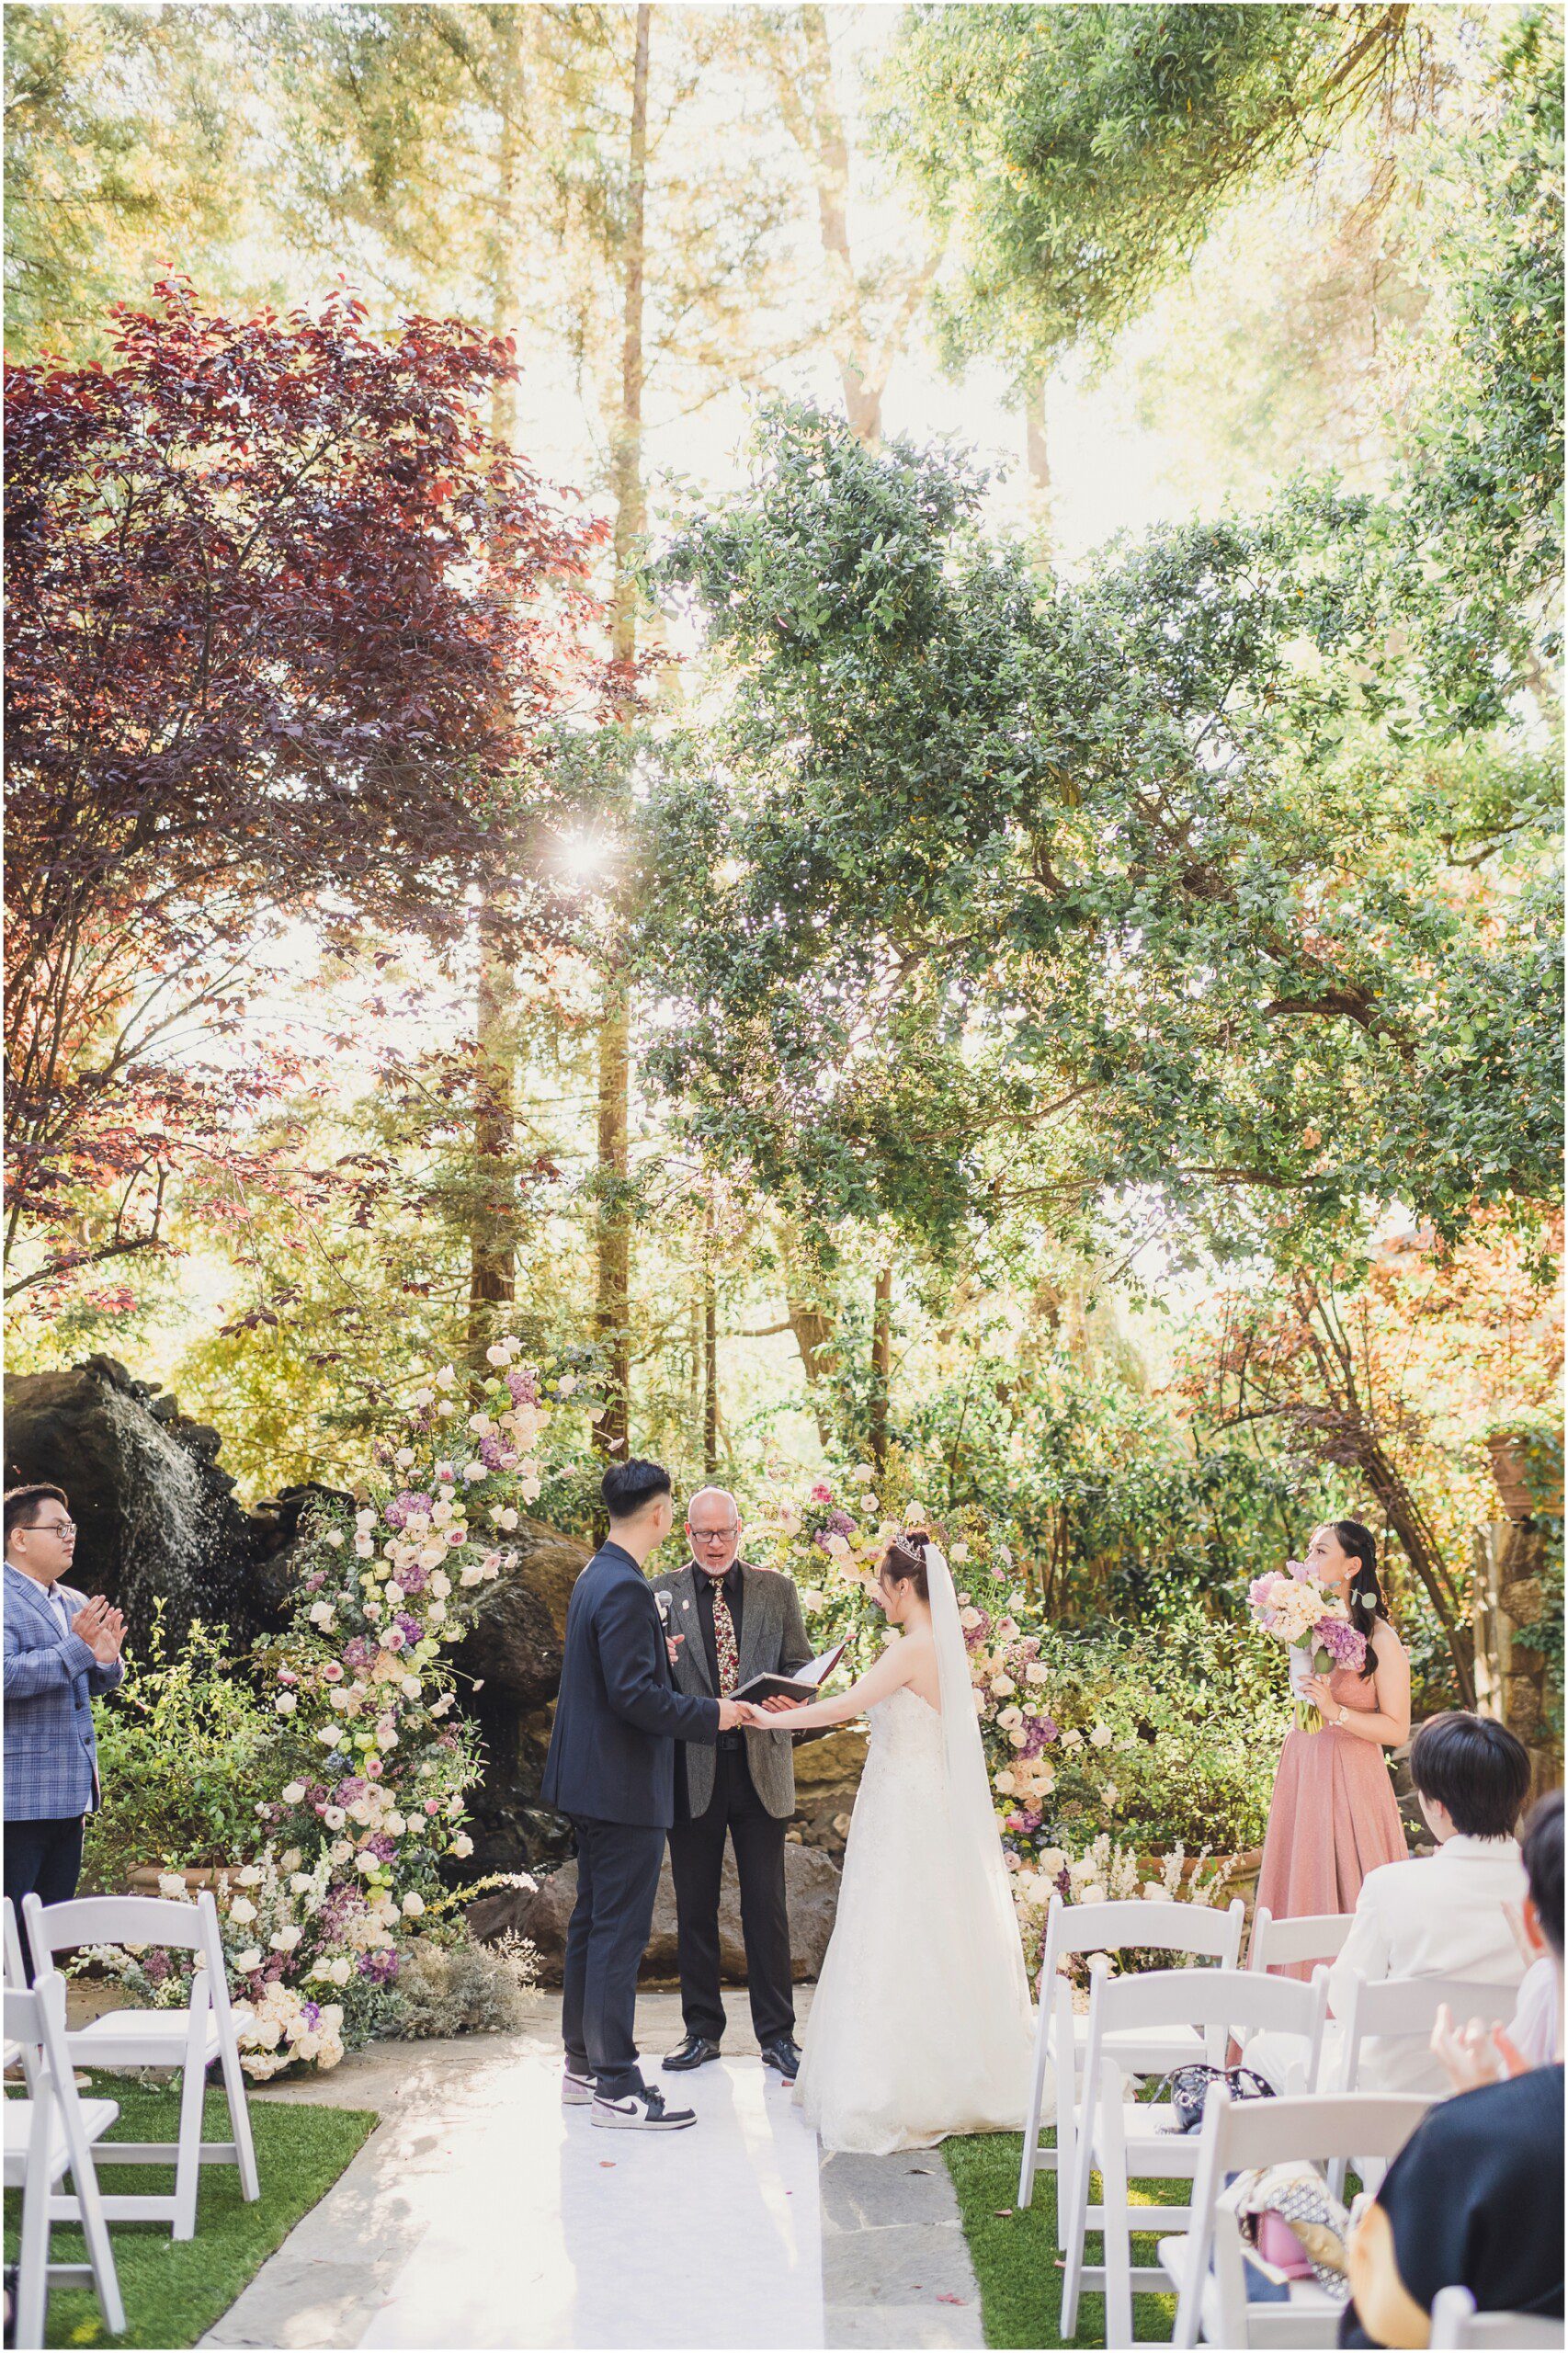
[1256,1520,1412,1954]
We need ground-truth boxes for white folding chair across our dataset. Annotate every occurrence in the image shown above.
[1018,1893,1247,2209]
[1246,1907,1352,1973]
[1328,1972,1517,2199]
[1061,1965,1331,2349]
[3,1972,126,2348]
[23,1889,260,2239]
[1430,2285,1565,2350]
[3,1899,39,2091]
[1157,2086,1431,2349]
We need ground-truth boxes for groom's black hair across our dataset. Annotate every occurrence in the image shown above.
[601,1457,673,1520]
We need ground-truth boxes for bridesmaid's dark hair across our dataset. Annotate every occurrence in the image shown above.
[1330,1519,1388,1680]
[881,1531,932,1600]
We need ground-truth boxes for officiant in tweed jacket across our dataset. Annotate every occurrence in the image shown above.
[650,1487,814,2079]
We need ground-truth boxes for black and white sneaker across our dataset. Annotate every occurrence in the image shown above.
[591,2084,697,2131]
[562,2065,595,2107]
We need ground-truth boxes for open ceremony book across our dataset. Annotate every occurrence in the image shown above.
[734,1639,848,1742]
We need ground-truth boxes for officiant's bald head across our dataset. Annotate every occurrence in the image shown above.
[687,1486,742,1577]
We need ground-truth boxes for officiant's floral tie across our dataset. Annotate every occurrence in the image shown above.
[711,1583,739,1695]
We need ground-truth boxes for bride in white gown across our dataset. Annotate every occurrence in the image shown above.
[765,1531,1044,2154]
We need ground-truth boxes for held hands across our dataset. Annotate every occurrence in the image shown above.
[715,1697,765,1733]
[71,1597,125,1664]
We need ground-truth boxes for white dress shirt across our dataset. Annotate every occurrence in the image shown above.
[1246,1835,1528,2099]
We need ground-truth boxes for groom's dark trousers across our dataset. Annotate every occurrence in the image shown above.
[540,1537,720,2098]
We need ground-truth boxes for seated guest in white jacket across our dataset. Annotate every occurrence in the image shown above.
[1249,1712,1530,2099]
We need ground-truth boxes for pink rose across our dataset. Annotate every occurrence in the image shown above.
[278,1667,298,1686]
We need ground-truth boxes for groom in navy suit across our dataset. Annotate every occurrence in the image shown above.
[541,1457,757,2130]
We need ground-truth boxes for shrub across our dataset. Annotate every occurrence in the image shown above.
[84,1606,280,1893]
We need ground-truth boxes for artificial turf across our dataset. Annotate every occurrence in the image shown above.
[4,2075,376,2348]
[944,2127,1180,2348]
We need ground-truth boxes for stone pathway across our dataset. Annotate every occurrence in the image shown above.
[202,1994,984,2352]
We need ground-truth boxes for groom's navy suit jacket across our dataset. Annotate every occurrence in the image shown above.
[540,1540,721,1828]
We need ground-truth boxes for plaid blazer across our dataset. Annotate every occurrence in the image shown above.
[3,1564,124,1821]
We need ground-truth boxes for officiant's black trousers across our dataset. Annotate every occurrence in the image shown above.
[562,1817,665,2098]
[668,1745,794,2047]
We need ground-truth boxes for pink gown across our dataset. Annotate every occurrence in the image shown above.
[1256,1663,1408,1963]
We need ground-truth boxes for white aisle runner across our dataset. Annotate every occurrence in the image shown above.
[355,2053,824,2350]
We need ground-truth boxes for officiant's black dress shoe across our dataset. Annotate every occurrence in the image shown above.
[664,2033,722,2071]
[760,2036,802,2084]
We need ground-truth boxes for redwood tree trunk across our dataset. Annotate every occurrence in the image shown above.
[592,5,649,1460]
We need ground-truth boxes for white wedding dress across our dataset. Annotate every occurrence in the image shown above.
[794,1550,1044,2155]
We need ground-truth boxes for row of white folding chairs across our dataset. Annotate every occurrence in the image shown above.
[1047,1942,1539,2349]
[2,1970,126,2349]
[1155,2086,1564,2350]
[1059,1961,1333,2346]
[3,1890,260,2240]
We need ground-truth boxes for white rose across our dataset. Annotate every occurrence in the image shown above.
[282,1781,306,1804]
[429,1571,451,1599]
[364,1601,383,1622]
[402,1892,425,1918]
[315,1725,342,1747]
[1009,1728,1028,1750]
[460,1461,483,1483]
[356,1507,377,1532]
[235,1865,262,1887]
[959,1607,982,1629]
[949,1541,970,1563]
[437,1399,456,1416]
[323,1805,347,1829]
[996,1617,1019,1642]
[498,1507,519,1531]
[233,1947,263,1973]
[1079,1885,1107,1907]
[270,1925,303,1951]
[557,1372,577,1394]
[308,1599,335,1628]
[991,1673,1017,1698]
[518,1473,541,1504]
[229,1898,256,1926]
[324,1527,346,1548]
[157,1871,187,1899]
[412,1388,434,1408]
[394,1446,415,1469]
[354,1536,374,1559]
[327,1838,353,1866]
[275,1690,297,1715]
[1090,1722,1114,1749]
[435,1363,456,1389]
[1037,1848,1067,1877]
[998,1705,1024,1729]
[1025,1662,1048,1685]
[376,1726,399,1752]
[993,1770,1017,1796]
[290,1872,312,1894]
[426,1600,447,1627]
[1062,1727,1084,1749]
[384,1580,404,1607]
[448,1834,474,1859]
[330,1956,352,1986]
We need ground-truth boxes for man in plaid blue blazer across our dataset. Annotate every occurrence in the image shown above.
[4,1483,126,1951]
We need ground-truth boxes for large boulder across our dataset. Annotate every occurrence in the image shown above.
[2,1356,284,1646]
[483,1842,843,1985]
[451,1519,589,1708]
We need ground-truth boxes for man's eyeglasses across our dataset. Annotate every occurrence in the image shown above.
[26,1518,75,1537]
[689,1528,738,1544]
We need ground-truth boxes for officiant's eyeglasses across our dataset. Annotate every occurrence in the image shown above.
[689,1524,738,1543]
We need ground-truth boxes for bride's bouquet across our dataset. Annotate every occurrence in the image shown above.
[1246,1562,1366,1732]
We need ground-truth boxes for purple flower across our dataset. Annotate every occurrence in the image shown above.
[384,1490,433,1531]
[479,1434,504,1469]
[399,1560,429,1595]
[1313,1617,1368,1671]
[337,1777,368,1804]
[506,1368,540,1406]
[342,1637,373,1672]
[301,2001,322,2028]
[1054,1863,1072,1902]
[368,1835,397,1863]
[358,1949,400,1984]
[144,1949,171,1984]
[305,1571,326,1593]
[1022,1719,1056,1758]
[396,1613,422,1645]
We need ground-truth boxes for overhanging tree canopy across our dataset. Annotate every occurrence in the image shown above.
[642,402,1558,1260]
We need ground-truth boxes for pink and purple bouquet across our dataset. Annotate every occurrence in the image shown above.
[1246,1561,1367,1732]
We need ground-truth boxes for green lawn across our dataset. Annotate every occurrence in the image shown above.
[945,2128,1180,2348]
[4,2076,376,2349]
